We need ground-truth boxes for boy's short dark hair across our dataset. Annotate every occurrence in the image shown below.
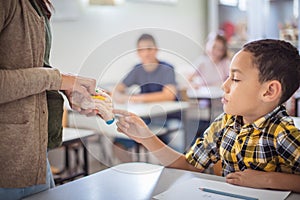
[137,33,156,46]
[243,39,300,105]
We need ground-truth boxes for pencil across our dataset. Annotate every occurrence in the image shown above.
[91,95,106,101]
[199,187,258,200]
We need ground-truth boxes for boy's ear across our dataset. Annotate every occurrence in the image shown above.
[262,80,282,102]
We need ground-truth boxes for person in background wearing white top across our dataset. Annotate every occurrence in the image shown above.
[188,33,231,142]
[188,33,230,88]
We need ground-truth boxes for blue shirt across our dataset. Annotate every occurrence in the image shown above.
[123,61,177,94]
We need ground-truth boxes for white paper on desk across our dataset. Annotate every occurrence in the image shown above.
[153,177,290,200]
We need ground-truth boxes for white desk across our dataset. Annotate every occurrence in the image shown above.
[67,101,189,120]
[115,101,189,118]
[24,162,300,200]
[186,86,223,99]
[292,117,300,129]
[67,101,189,140]
[62,127,96,142]
[67,101,189,163]
[186,86,223,121]
[184,87,223,146]
[53,128,97,184]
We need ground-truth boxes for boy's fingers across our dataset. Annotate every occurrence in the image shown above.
[117,117,130,127]
[113,109,133,116]
[116,122,128,132]
[226,171,241,179]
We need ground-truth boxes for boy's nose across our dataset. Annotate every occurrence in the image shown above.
[221,78,230,93]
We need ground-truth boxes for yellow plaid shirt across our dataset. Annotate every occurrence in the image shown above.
[185,105,300,176]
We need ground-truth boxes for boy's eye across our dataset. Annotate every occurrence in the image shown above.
[231,78,240,82]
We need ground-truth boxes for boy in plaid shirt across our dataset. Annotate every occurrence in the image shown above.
[114,39,300,192]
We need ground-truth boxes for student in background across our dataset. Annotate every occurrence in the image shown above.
[114,39,300,192]
[112,33,178,162]
[0,1,112,199]
[188,32,230,88]
[188,33,231,141]
[112,33,177,103]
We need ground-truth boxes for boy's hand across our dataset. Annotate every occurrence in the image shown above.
[226,169,268,189]
[113,109,154,143]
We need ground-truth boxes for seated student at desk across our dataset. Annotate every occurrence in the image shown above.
[187,33,230,139]
[112,33,177,103]
[112,33,179,162]
[114,39,300,192]
[188,32,230,89]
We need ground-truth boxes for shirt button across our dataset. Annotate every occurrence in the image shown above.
[238,139,243,144]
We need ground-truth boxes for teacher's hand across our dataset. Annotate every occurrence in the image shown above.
[61,74,96,115]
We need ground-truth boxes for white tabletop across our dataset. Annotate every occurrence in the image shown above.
[114,101,189,118]
[66,101,189,119]
[24,162,300,200]
[294,89,300,99]
[187,86,223,99]
[67,101,189,139]
[292,117,300,129]
[62,127,96,142]
[24,162,163,200]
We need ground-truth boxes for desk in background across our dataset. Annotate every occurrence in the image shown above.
[24,162,300,200]
[52,128,96,185]
[184,87,223,146]
[292,117,300,129]
[67,101,189,142]
[66,101,189,163]
[186,86,223,121]
[115,101,189,118]
[187,86,223,99]
[67,101,189,131]
[115,101,190,152]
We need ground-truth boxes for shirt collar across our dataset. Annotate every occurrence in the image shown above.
[225,115,243,131]
[252,105,285,130]
[225,105,286,131]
